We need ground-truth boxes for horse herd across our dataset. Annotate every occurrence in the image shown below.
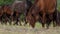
[0,0,60,29]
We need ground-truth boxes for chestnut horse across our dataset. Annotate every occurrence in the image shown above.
[0,5,13,25]
[1,5,13,25]
[26,0,57,28]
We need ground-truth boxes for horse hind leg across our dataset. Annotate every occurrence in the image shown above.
[41,23,45,28]
[24,18,28,26]
[13,18,22,26]
[53,21,56,27]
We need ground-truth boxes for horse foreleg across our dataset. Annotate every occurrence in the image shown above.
[13,18,18,25]
[42,13,46,28]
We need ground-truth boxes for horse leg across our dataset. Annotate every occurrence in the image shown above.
[9,20,12,25]
[8,16,12,25]
[4,16,8,25]
[24,18,28,26]
[2,17,7,25]
[4,20,7,25]
[46,21,51,29]
[9,18,12,25]
[2,14,7,25]
[5,15,11,25]
[52,12,57,27]
[42,13,46,28]
[24,21,27,26]
[41,23,45,28]
[1,16,4,25]
[53,20,56,27]
[19,18,22,26]
[56,20,60,26]
[19,21,22,26]
[0,14,4,25]
[13,19,18,25]
[15,18,19,25]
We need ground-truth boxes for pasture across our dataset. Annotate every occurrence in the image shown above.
[0,22,60,34]
[0,0,60,34]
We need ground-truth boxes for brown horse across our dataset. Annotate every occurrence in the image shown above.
[26,0,57,29]
[1,5,13,25]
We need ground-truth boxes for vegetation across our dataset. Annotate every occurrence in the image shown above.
[0,0,59,9]
[0,0,14,6]
[57,0,60,10]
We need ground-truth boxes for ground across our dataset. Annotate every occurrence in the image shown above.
[0,22,60,34]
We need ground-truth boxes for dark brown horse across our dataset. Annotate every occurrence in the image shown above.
[12,0,33,25]
[23,0,33,26]
[26,0,57,29]
[11,1,25,25]
[53,10,60,26]
[0,5,13,25]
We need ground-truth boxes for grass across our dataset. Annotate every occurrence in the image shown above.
[0,22,59,34]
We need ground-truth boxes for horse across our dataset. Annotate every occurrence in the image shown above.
[26,0,57,29]
[0,6,4,24]
[0,5,13,25]
[11,1,25,25]
[23,0,33,26]
[53,10,60,26]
